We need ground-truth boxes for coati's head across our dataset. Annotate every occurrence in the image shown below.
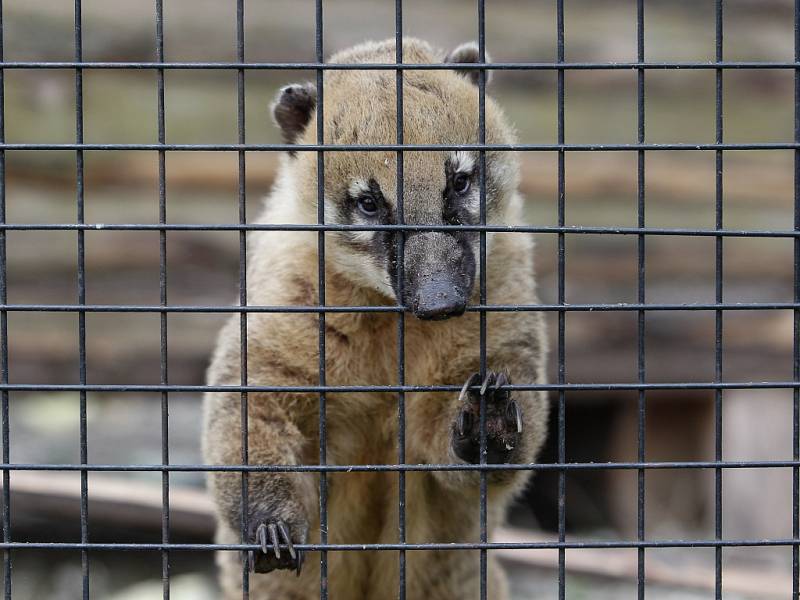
[271,38,519,320]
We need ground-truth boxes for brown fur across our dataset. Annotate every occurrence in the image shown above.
[203,38,548,600]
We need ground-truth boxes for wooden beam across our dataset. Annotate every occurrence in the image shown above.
[1,472,791,596]
[493,527,792,598]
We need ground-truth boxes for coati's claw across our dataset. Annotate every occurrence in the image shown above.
[507,399,523,434]
[257,523,269,555]
[248,518,305,575]
[277,521,296,560]
[268,523,281,558]
[457,409,471,437]
[451,370,523,464]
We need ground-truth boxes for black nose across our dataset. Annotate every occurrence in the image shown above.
[412,279,467,320]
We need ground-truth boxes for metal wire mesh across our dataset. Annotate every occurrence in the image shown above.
[0,1,798,600]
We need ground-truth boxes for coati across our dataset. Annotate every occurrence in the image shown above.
[203,38,549,600]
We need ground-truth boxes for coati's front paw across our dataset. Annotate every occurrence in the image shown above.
[451,371,523,464]
[247,515,308,576]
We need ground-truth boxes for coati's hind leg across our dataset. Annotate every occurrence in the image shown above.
[451,371,523,465]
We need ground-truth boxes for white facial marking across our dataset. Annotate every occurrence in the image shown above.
[348,178,371,199]
[451,150,476,176]
[345,178,378,244]
[348,220,376,245]
[465,192,480,216]
[449,152,480,216]
[323,197,338,223]
[329,245,394,298]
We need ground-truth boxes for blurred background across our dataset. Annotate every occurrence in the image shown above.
[2,0,797,598]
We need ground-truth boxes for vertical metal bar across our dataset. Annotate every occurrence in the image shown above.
[74,1,89,598]
[236,1,249,598]
[0,2,8,597]
[793,0,800,596]
[476,2,488,599]
[556,0,566,598]
[155,2,170,598]
[714,2,724,598]
[315,2,328,598]
[394,4,406,600]
[636,1,646,598]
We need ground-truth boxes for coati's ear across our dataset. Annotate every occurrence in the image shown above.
[445,41,492,86]
[271,83,317,148]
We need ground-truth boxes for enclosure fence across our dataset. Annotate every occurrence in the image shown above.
[0,1,799,600]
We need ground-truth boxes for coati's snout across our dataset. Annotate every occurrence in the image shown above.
[402,231,476,320]
[411,276,467,320]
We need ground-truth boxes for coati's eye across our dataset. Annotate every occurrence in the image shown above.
[357,195,379,216]
[453,172,471,195]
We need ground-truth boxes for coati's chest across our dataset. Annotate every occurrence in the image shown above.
[314,309,482,467]
[321,309,482,386]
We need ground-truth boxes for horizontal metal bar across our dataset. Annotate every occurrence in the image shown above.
[1,61,799,71]
[0,539,796,552]
[1,142,799,152]
[0,382,797,393]
[0,223,797,238]
[1,459,799,473]
[0,302,796,314]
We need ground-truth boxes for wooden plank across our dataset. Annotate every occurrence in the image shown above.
[0,471,215,538]
[493,527,792,598]
[0,473,790,596]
